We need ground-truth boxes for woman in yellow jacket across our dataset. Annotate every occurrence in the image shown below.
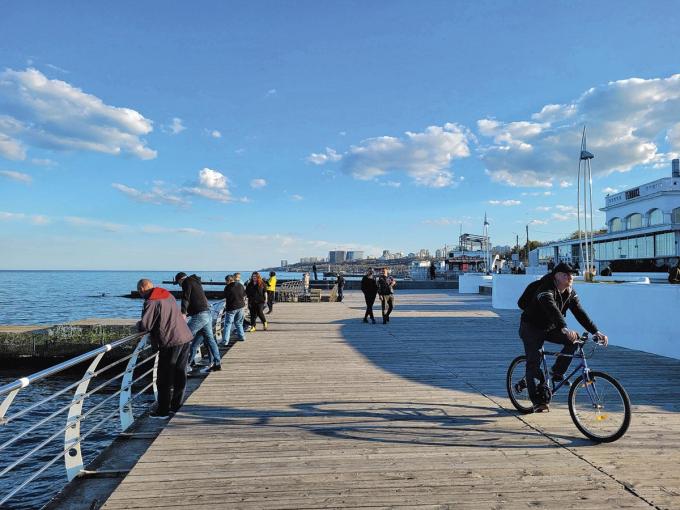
[266,271,277,314]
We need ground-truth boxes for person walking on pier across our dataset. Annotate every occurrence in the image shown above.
[361,269,377,323]
[222,275,246,345]
[174,272,221,372]
[266,271,277,314]
[312,263,318,281]
[246,272,268,331]
[136,279,193,419]
[377,267,396,324]
[336,272,346,302]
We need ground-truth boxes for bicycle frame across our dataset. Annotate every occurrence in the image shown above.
[539,342,594,397]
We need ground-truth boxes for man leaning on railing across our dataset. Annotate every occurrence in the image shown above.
[137,279,193,419]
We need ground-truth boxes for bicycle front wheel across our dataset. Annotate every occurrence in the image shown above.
[568,370,631,442]
[506,355,533,414]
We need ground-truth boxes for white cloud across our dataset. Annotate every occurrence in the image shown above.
[65,216,125,232]
[0,211,25,220]
[536,206,552,211]
[112,182,187,207]
[478,73,680,187]
[31,158,56,166]
[0,210,50,224]
[380,180,401,188]
[307,147,342,165]
[30,215,50,225]
[210,130,221,138]
[488,199,521,206]
[265,88,277,97]
[290,194,303,201]
[183,168,246,204]
[559,180,573,188]
[529,219,549,225]
[602,186,619,194]
[141,225,204,235]
[0,68,156,160]
[0,170,32,183]
[198,168,227,189]
[521,191,553,196]
[163,117,186,135]
[551,212,578,221]
[250,178,267,189]
[309,123,472,188]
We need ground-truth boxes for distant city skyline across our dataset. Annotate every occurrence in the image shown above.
[2,2,680,269]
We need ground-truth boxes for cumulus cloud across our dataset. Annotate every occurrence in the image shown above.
[112,182,187,207]
[478,73,680,187]
[290,194,303,201]
[163,117,186,135]
[250,178,267,188]
[307,147,342,165]
[602,186,619,194]
[308,123,472,188]
[183,167,247,204]
[210,130,221,138]
[488,199,521,206]
[65,216,125,232]
[0,169,32,183]
[0,68,156,161]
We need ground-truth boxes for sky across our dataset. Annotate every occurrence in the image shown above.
[1,1,680,270]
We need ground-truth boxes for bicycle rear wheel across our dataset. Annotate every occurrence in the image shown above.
[568,370,631,442]
[506,355,533,414]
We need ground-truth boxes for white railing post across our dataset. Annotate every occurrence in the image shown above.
[64,348,109,481]
[119,334,150,431]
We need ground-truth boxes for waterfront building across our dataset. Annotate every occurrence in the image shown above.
[281,259,288,267]
[346,250,364,261]
[328,250,346,263]
[536,159,680,274]
[417,249,430,259]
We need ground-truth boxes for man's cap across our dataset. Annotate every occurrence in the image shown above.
[552,262,579,275]
[174,272,187,284]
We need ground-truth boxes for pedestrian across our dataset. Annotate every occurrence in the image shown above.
[669,259,680,284]
[222,274,246,345]
[303,272,310,294]
[377,267,396,324]
[360,268,378,323]
[547,259,555,272]
[233,272,244,287]
[429,261,436,280]
[336,272,346,302]
[174,272,221,373]
[245,271,268,331]
[266,271,277,314]
[312,263,318,281]
[136,279,193,419]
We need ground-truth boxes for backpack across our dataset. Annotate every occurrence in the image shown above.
[517,279,543,310]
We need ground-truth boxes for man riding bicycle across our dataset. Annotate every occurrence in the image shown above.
[519,261,608,413]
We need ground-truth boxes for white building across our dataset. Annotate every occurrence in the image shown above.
[536,159,680,274]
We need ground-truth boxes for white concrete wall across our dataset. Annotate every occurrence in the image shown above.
[459,273,493,294]
[565,283,680,360]
[492,274,543,309]
[491,274,680,360]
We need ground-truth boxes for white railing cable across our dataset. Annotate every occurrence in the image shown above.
[0,331,159,506]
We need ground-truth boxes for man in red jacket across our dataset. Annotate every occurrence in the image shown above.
[137,279,193,419]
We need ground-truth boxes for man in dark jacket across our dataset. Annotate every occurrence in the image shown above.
[222,274,246,345]
[377,268,396,324]
[137,279,193,419]
[336,273,346,302]
[519,262,608,413]
[360,269,378,323]
[174,272,221,372]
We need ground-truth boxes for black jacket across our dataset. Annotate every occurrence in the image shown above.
[245,281,266,304]
[361,276,377,296]
[521,274,597,334]
[180,274,210,316]
[224,281,246,311]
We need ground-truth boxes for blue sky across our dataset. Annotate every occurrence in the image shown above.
[1,1,680,269]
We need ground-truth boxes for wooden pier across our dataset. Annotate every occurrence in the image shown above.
[100,291,679,509]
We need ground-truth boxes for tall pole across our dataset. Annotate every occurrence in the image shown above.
[525,224,529,266]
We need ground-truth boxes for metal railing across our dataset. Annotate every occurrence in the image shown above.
[0,332,157,507]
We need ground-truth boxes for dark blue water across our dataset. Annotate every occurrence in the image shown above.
[0,270,303,325]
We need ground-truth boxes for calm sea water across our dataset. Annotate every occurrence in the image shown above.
[0,270,303,325]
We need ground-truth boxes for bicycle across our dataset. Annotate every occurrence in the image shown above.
[506,332,631,443]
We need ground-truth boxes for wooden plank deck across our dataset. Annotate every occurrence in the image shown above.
[101,290,680,509]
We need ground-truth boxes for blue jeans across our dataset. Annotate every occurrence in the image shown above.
[188,311,221,366]
[222,307,246,343]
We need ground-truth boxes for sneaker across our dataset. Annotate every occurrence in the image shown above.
[247,326,256,332]
[210,364,222,372]
[513,378,527,394]
[533,403,550,413]
[382,317,387,324]
[362,318,368,323]
[149,410,171,419]
[551,372,571,388]
[371,318,376,324]
[263,322,268,331]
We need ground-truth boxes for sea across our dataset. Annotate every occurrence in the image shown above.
[0,270,304,325]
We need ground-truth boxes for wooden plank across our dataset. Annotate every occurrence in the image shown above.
[101,290,680,510]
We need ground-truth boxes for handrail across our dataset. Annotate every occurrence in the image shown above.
[0,332,146,397]
[0,330,157,507]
